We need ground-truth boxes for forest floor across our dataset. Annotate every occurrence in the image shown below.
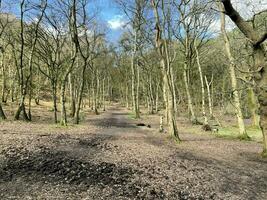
[0,103,266,200]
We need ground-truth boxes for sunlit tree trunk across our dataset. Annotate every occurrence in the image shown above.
[14,0,29,121]
[151,0,180,140]
[183,61,196,122]
[131,29,140,118]
[1,53,7,103]
[219,3,248,139]
[74,63,86,124]
[102,77,106,111]
[205,75,214,119]
[195,39,208,125]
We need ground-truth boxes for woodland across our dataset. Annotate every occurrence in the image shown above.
[0,0,267,199]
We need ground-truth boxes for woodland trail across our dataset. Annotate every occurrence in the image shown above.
[0,105,267,199]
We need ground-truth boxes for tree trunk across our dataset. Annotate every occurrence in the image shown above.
[155,82,159,113]
[131,29,140,119]
[151,0,180,140]
[126,84,129,109]
[195,40,208,125]
[254,45,267,155]
[247,87,260,128]
[60,82,67,126]
[220,0,267,155]
[74,63,86,124]
[183,62,196,123]
[170,67,177,113]
[219,6,248,139]
[205,75,214,119]
[1,53,7,103]
[69,73,76,117]
[0,103,6,120]
[15,0,29,121]
[102,78,106,111]
[51,81,58,124]
[35,69,40,105]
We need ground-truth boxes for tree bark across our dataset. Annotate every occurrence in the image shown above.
[220,0,267,153]
[247,87,260,128]
[219,2,248,139]
[183,62,196,123]
[69,73,76,117]
[151,0,180,140]
[14,0,29,121]
[0,103,6,119]
[131,29,140,118]
[52,81,58,124]
[74,63,86,124]
[195,39,208,125]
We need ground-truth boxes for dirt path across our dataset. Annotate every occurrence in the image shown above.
[0,105,266,199]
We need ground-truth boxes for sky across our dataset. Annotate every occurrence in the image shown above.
[94,0,267,42]
[92,0,126,43]
[1,0,267,43]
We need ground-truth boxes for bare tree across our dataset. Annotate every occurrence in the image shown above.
[151,0,180,140]
[217,2,248,139]
[220,0,267,155]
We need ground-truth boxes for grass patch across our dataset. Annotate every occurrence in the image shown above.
[215,126,262,141]
[127,112,136,119]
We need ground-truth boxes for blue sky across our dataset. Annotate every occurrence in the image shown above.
[92,0,126,43]
[3,0,267,44]
[2,0,126,43]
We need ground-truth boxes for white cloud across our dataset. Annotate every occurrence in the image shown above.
[107,15,126,30]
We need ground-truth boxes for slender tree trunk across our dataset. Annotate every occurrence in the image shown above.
[183,62,196,123]
[205,75,214,119]
[126,84,129,109]
[35,69,40,105]
[155,82,159,113]
[131,29,140,118]
[69,73,76,117]
[170,68,177,113]
[74,63,86,124]
[52,82,58,124]
[94,85,99,115]
[162,74,169,123]
[195,40,208,125]
[219,7,248,139]
[102,77,106,111]
[1,53,7,103]
[15,0,29,121]
[60,82,67,126]
[96,74,100,109]
[149,75,154,114]
[151,0,180,140]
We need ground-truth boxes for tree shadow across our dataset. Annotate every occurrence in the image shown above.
[0,147,145,198]
[89,117,136,128]
[170,151,267,200]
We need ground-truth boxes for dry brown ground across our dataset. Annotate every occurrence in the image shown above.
[0,103,266,200]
